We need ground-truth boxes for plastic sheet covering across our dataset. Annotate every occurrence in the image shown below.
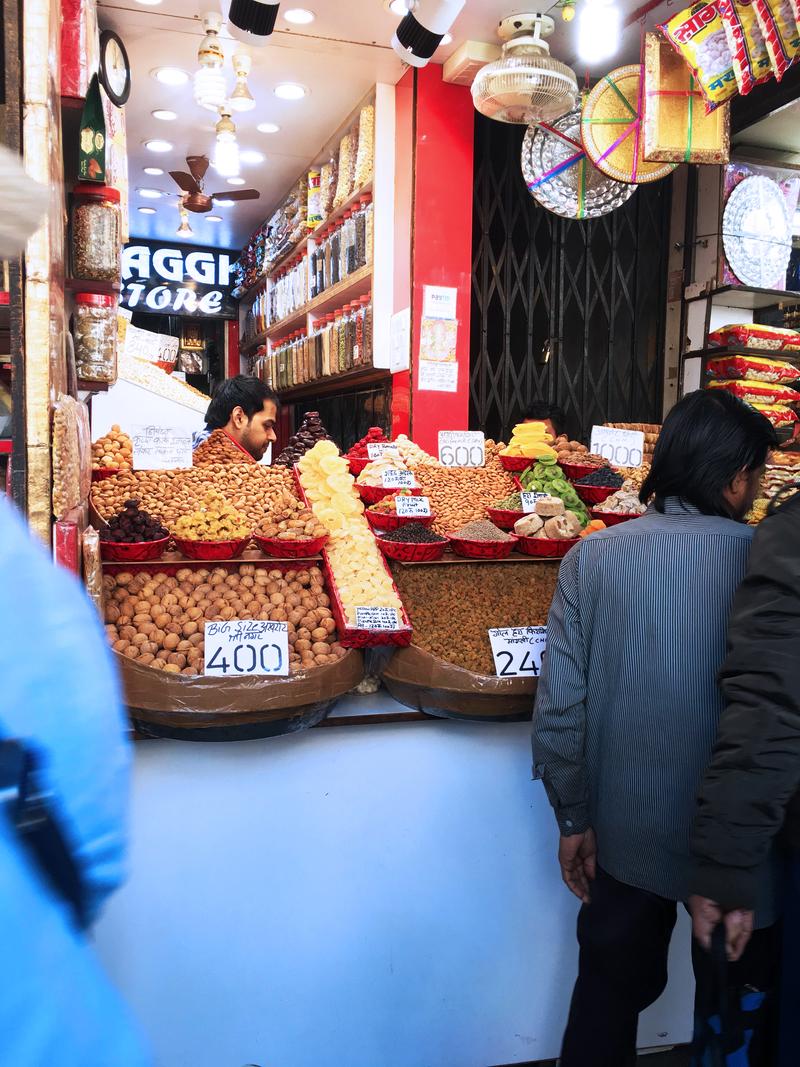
[118,647,365,741]
[382,644,537,723]
[82,526,104,616]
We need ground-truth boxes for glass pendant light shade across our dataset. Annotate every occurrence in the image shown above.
[229,50,256,112]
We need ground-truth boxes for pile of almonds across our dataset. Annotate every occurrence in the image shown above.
[104,563,346,675]
[92,466,298,531]
[414,447,515,536]
[193,429,256,467]
[92,426,132,470]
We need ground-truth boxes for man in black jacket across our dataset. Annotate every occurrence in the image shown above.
[689,485,800,1063]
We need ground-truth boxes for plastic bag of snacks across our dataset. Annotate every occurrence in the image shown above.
[307,169,322,228]
[353,104,375,189]
[750,402,798,428]
[707,352,800,382]
[333,130,356,209]
[717,0,773,93]
[707,378,800,404]
[753,0,800,78]
[81,525,104,618]
[708,322,800,350]
[660,0,738,110]
[320,160,336,217]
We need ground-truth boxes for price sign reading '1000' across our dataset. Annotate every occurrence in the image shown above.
[488,626,547,678]
[589,426,644,469]
[438,431,486,468]
[204,620,289,677]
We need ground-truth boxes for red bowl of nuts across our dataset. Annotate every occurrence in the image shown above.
[499,454,533,472]
[348,456,371,476]
[486,507,526,530]
[173,536,250,561]
[590,510,641,526]
[559,461,599,481]
[375,536,448,563]
[253,532,329,558]
[100,536,171,563]
[575,484,616,506]
[92,467,121,483]
[357,483,420,506]
[516,535,579,558]
[447,533,518,560]
[365,508,436,532]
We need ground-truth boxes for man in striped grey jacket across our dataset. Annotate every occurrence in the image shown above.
[532,390,779,1066]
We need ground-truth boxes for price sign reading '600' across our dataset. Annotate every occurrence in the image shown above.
[438,431,485,468]
[204,620,289,677]
[488,626,547,678]
[589,426,644,469]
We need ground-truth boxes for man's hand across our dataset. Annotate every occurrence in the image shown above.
[689,895,754,962]
[559,829,597,904]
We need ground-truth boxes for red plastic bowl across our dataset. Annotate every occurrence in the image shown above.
[365,508,436,532]
[92,467,122,482]
[559,460,600,481]
[100,535,170,563]
[516,535,579,558]
[590,509,642,526]
[357,483,420,506]
[486,506,526,530]
[173,536,250,561]
[375,536,448,563]
[447,533,518,559]
[347,456,370,476]
[253,532,329,558]
[575,483,616,506]
[499,454,533,472]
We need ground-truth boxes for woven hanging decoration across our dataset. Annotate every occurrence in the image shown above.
[643,33,730,165]
[581,64,677,185]
[521,107,637,220]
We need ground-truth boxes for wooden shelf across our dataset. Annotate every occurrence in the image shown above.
[685,285,800,310]
[266,305,309,342]
[65,277,122,297]
[265,263,372,343]
[390,552,562,568]
[309,180,373,242]
[277,366,388,402]
[683,345,800,365]
[240,330,268,355]
[77,378,111,394]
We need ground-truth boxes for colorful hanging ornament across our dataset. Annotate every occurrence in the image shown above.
[643,33,730,164]
[581,64,677,184]
[521,107,637,219]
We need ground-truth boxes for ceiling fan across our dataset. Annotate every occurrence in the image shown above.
[168,155,260,213]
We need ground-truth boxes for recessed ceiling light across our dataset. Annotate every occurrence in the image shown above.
[152,109,177,121]
[227,177,247,185]
[143,166,164,176]
[283,8,315,23]
[215,199,235,207]
[387,0,408,14]
[206,215,223,222]
[138,187,164,199]
[144,139,173,153]
[138,206,157,214]
[257,122,281,134]
[274,82,307,101]
[239,149,265,164]
[441,32,453,44]
[151,67,190,87]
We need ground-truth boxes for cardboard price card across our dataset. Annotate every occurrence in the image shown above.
[488,626,547,678]
[382,469,415,489]
[437,431,485,468]
[204,620,289,677]
[355,607,401,631]
[367,442,399,460]
[520,492,548,513]
[131,424,193,470]
[395,495,431,517]
[589,426,644,468]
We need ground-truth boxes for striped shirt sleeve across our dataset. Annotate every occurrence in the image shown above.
[532,546,590,836]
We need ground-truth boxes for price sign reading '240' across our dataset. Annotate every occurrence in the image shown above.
[438,431,485,468]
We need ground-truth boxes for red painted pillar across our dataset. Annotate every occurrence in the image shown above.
[408,66,474,455]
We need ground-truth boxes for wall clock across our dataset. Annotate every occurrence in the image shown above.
[99,30,131,107]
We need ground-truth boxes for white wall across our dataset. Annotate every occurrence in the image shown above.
[94,697,693,1067]
[91,380,206,439]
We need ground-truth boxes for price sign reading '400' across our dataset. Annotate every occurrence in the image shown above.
[204,620,289,677]
[488,626,547,678]
[589,426,644,469]
[438,431,485,468]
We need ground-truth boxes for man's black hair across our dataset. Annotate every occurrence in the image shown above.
[522,402,566,438]
[640,390,777,517]
[204,376,278,430]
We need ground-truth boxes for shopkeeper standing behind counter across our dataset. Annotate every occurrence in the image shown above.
[192,376,278,463]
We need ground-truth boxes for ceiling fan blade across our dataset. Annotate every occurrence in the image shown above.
[186,155,210,182]
[170,171,201,195]
[209,189,260,201]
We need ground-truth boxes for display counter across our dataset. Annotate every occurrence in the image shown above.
[93,691,695,1067]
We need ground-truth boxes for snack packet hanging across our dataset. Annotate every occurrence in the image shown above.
[660,0,738,111]
[717,0,773,93]
[753,0,800,79]
[749,401,798,427]
[707,378,800,404]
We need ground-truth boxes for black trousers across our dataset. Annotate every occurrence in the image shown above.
[559,867,778,1067]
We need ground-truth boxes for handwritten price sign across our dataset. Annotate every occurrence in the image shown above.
[396,495,431,517]
[204,619,289,677]
[589,426,644,468]
[520,492,548,513]
[131,424,193,470]
[355,607,401,631]
[438,431,485,468]
[488,626,547,678]
[382,469,416,489]
[367,442,399,460]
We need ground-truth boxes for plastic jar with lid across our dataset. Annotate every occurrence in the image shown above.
[363,296,373,366]
[363,195,374,264]
[342,211,357,278]
[330,223,342,287]
[352,299,365,367]
[74,292,118,383]
[71,184,121,283]
[354,198,368,270]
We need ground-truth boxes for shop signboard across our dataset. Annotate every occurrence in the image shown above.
[121,240,236,318]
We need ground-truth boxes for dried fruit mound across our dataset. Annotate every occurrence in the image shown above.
[414,449,515,536]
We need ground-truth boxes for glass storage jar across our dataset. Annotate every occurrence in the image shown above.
[74,292,118,383]
[71,184,121,283]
